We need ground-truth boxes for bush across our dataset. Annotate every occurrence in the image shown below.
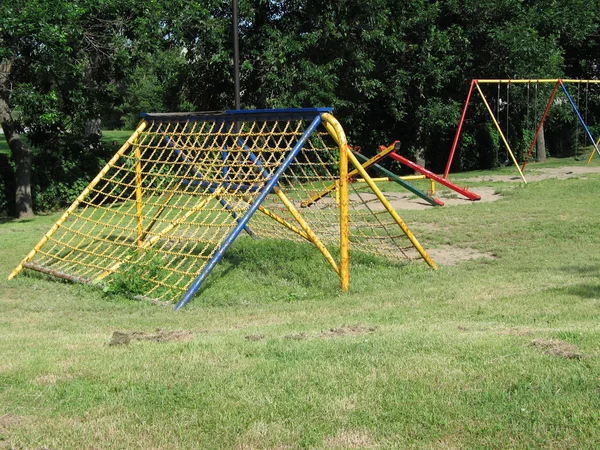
[29,131,113,212]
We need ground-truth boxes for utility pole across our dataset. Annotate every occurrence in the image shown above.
[233,0,240,110]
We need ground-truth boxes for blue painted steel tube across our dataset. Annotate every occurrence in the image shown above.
[560,82,600,157]
[160,132,254,236]
[174,113,323,310]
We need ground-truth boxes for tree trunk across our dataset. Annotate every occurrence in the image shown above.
[84,117,102,139]
[414,126,426,170]
[0,57,33,217]
[536,123,547,162]
[2,121,34,218]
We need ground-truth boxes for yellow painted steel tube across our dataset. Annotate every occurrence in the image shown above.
[475,83,528,183]
[240,194,311,241]
[301,141,397,207]
[587,136,600,164]
[96,187,224,281]
[139,189,177,243]
[273,186,340,276]
[134,138,144,246]
[346,150,438,270]
[355,177,391,183]
[8,120,148,280]
[321,113,349,290]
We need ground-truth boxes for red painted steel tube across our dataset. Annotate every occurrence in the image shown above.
[388,150,481,201]
[521,80,560,172]
[444,79,476,179]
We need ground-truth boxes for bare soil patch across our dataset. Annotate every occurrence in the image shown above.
[530,338,583,359]
[108,329,194,346]
[419,245,497,266]
[462,165,600,183]
[244,334,265,341]
[350,187,501,211]
[320,323,377,338]
[322,429,378,449]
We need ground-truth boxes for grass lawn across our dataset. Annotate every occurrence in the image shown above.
[1,158,600,448]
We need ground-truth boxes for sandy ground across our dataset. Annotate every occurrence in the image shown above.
[362,165,600,211]
[377,165,600,265]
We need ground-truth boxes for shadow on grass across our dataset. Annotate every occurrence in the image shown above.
[0,217,34,225]
[560,264,600,277]
[548,283,600,299]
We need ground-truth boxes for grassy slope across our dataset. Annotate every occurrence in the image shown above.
[1,162,599,449]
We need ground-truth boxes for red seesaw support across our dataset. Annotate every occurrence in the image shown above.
[386,148,481,201]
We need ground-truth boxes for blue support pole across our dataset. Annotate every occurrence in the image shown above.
[560,81,600,157]
[174,113,323,310]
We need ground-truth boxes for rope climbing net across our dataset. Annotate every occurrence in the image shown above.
[9,108,436,308]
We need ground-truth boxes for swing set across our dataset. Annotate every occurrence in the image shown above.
[444,79,600,183]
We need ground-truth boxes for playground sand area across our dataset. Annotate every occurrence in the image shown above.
[372,164,600,211]
[377,165,600,265]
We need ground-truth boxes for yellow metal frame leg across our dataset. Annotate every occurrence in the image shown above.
[8,121,148,280]
[346,150,438,270]
[587,136,600,164]
[475,83,527,183]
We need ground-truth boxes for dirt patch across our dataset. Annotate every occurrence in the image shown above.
[530,338,583,359]
[244,334,265,341]
[424,245,497,266]
[320,323,377,338]
[349,187,501,211]
[322,429,378,449]
[463,165,600,183]
[108,329,194,346]
[284,332,309,340]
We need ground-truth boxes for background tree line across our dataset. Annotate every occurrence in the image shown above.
[1,0,599,217]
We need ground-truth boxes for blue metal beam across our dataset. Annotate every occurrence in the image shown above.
[174,113,324,310]
[142,108,333,123]
[560,82,600,157]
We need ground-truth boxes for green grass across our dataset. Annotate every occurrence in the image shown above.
[1,163,600,448]
[0,136,9,155]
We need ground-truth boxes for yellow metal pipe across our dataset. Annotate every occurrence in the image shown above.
[134,137,144,246]
[95,187,224,281]
[8,120,148,280]
[273,186,340,276]
[587,136,600,164]
[240,194,311,241]
[475,83,528,183]
[346,150,438,270]
[321,113,350,290]
[301,139,397,207]
[355,177,391,183]
[139,189,177,243]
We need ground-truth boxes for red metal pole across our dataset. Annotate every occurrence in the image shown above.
[521,80,560,172]
[444,79,476,179]
[388,151,481,200]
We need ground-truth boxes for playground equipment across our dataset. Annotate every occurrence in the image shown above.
[351,149,444,207]
[445,79,600,182]
[9,108,437,309]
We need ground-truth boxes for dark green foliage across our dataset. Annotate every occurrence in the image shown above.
[2,0,600,216]
[28,132,112,212]
[104,250,170,299]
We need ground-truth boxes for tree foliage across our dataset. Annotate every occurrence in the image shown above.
[1,0,599,215]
